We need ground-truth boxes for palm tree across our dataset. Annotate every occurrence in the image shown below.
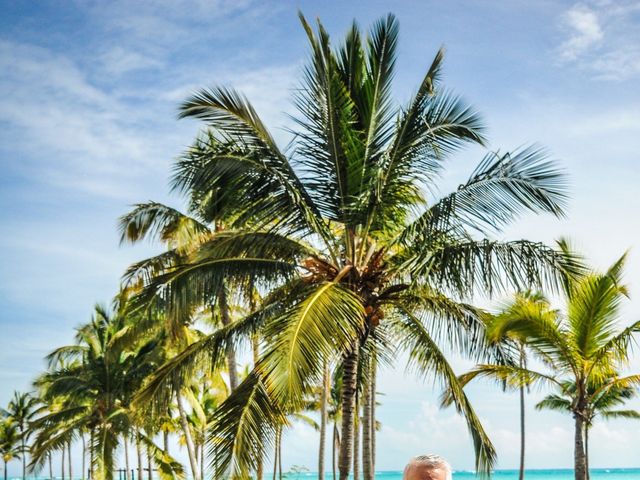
[536,379,640,479]
[3,392,39,480]
[29,305,183,480]
[123,13,574,479]
[453,253,640,480]
[0,419,21,480]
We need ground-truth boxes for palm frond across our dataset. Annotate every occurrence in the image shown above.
[259,281,365,406]
[208,372,285,480]
[392,309,496,476]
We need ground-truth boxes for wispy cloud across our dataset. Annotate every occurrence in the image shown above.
[557,1,640,80]
[559,4,603,60]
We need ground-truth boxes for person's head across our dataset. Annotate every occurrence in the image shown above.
[403,454,453,480]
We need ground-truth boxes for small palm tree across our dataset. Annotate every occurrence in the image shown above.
[536,380,640,479]
[454,252,640,480]
[3,392,39,480]
[0,419,21,480]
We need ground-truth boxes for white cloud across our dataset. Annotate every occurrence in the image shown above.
[99,47,164,75]
[557,2,640,80]
[560,5,603,61]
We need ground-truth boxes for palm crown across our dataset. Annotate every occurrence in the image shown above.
[120,13,574,479]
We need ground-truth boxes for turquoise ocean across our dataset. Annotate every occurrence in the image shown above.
[288,470,640,480]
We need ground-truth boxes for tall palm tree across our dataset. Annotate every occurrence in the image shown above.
[3,392,39,480]
[0,419,21,480]
[453,253,640,480]
[124,13,574,479]
[536,380,640,479]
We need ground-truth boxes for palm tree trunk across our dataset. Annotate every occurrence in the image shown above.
[519,346,526,480]
[22,432,26,480]
[362,371,372,480]
[353,412,360,480]
[585,426,590,480]
[253,333,264,480]
[176,391,201,480]
[61,446,66,480]
[371,354,376,477]
[82,434,87,480]
[90,429,95,480]
[68,441,73,480]
[217,286,238,391]
[278,430,283,480]
[272,428,279,480]
[200,441,205,480]
[574,413,587,480]
[135,431,142,480]
[146,445,152,480]
[162,431,169,455]
[332,424,339,480]
[5,460,8,480]
[338,347,359,480]
[123,435,130,480]
[319,365,329,480]
[49,452,53,480]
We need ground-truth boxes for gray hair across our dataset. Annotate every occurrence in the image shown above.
[404,454,453,480]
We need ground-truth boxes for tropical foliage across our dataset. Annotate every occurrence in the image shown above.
[114,11,577,480]
[8,11,640,480]
[452,253,640,480]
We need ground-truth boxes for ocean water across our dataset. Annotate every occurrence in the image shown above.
[13,471,640,480]
[290,470,640,480]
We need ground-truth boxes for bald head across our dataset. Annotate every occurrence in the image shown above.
[403,455,452,480]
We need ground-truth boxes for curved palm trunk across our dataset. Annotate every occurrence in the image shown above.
[176,392,201,480]
[574,413,587,480]
[319,365,329,480]
[218,286,238,391]
[338,347,359,480]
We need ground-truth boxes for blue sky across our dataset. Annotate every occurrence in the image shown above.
[2,0,640,474]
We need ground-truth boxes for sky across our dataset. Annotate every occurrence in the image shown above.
[1,0,640,475]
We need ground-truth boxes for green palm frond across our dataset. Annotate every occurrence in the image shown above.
[392,309,495,476]
[402,146,567,240]
[535,394,571,412]
[600,409,640,420]
[406,239,573,296]
[260,281,365,405]
[137,431,185,480]
[208,372,285,480]
[119,202,210,247]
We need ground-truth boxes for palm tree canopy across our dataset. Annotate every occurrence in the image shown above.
[119,13,578,479]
